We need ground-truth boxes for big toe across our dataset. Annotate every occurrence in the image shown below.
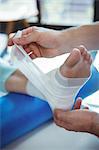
[66,48,81,67]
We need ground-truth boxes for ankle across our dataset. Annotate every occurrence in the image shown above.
[56,68,88,87]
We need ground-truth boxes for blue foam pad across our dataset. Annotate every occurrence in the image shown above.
[75,66,99,100]
[0,51,98,148]
[0,94,52,148]
[72,51,99,108]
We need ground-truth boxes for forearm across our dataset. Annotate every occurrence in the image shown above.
[5,70,27,94]
[60,22,99,53]
[91,112,99,137]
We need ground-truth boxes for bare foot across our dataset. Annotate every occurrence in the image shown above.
[60,45,92,78]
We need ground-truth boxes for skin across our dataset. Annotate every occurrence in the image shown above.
[8,22,99,59]
[54,99,99,137]
[7,22,99,136]
[6,46,92,92]
[6,71,99,137]
[5,70,27,94]
[60,45,92,78]
[5,46,99,137]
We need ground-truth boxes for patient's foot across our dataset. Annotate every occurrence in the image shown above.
[60,45,92,78]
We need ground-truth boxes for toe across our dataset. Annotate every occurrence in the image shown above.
[86,53,90,60]
[79,46,90,62]
[79,45,88,57]
[79,45,87,54]
[82,49,87,58]
[82,50,92,65]
[85,52,91,62]
[66,48,81,67]
[89,56,93,65]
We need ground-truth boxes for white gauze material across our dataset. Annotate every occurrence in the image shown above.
[11,31,87,111]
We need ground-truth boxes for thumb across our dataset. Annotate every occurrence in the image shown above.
[54,109,68,121]
[13,31,40,45]
[73,98,82,109]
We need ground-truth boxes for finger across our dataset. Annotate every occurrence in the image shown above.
[8,33,15,46]
[54,117,73,131]
[8,38,14,46]
[29,53,37,59]
[23,45,31,53]
[55,120,65,128]
[54,117,66,128]
[54,109,69,122]
[74,98,82,109]
[32,26,39,30]
[22,27,34,35]
[23,45,36,58]
[8,27,33,46]
[26,48,37,59]
[29,43,41,57]
[13,28,39,45]
[54,109,64,120]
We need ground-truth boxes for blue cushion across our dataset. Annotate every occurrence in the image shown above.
[75,66,99,100]
[0,51,98,148]
[0,94,52,148]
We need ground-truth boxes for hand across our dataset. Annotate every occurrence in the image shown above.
[8,26,65,59]
[54,98,96,134]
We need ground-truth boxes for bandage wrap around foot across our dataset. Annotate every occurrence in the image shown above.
[12,31,87,110]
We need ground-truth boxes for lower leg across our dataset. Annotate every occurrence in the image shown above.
[5,70,27,94]
[5,70,45,99]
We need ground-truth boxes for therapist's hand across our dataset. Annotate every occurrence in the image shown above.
[8,26,65,59]
[54,98,97,134]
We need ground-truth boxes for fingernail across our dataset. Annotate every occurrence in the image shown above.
[77,97,82,101]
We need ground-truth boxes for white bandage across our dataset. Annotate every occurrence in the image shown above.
[45,69,87,110]
[11,31,88,111]
[26,68,87,110]
[26,80,46,100]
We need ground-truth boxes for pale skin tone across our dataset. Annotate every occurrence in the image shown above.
[8,22,99,59]
[6,46,92,92]
[5,45,99,136]
[54,99,99,137]
[8,22,99,136]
